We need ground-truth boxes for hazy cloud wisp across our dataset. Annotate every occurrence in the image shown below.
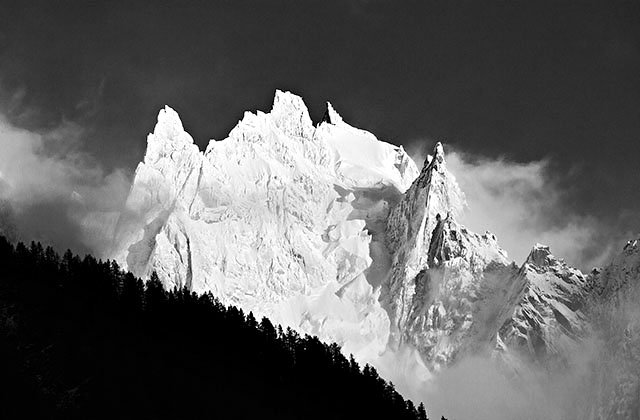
[0,112,130,255]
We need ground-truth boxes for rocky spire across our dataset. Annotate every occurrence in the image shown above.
[384,142,467,346]
[386,142,465,251]
[269,90,314,138]
[320,102,344,125]
[144,106,196,165]
[525,243,553,267]
[592,236,640,299]
[428,141,445,168]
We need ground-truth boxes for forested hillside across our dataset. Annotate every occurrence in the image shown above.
[0,237,440,420]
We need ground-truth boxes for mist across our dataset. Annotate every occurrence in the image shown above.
[0,111,130,256]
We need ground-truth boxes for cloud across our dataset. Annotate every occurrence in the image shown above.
[423,356,555,420]
[446,149,601,267]
[0,111,130,255]
[423,339,607,420]
[407,141,621,269]
[373,338,604,420]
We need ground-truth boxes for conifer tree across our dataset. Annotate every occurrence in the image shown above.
[246,311,258,330]
[417,402,428,420]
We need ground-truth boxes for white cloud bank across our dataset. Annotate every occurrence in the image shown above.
[0,112,130,255]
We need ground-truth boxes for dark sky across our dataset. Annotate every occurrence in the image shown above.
[1,0,639,262]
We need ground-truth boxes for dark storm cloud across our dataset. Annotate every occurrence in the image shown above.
[0,0,639,260]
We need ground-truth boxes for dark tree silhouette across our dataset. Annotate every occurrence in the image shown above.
[418,402,429,420]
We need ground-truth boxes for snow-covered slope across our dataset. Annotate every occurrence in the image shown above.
[107,90,600,390]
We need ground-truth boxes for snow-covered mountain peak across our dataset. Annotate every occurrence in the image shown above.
[521,244,585,285]
[384,142,482,352]
[322,102,344,125]
[272,89,309,114]
[143,105,197,166]
[155,105,187,137]
[591,236,640,298]
[386,142,466,254]
[430,141,445,166]
[416,142,463,215]
[525,243,553,267]
[269,89,314,139]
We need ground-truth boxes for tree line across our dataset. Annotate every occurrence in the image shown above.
[0,237,446,419]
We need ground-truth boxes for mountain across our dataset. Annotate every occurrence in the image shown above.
[103,90,633,406]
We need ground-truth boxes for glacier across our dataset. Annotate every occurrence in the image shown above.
[101,90,640,418]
